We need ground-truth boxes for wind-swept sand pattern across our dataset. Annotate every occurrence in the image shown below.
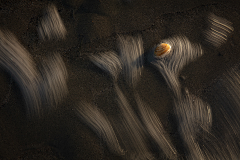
[0,30,41,115]
[89,51,122,82]
[38,53,68,108]
[0,30,68,116]
[38,4,67,40]
[210,66,240,159]
[204,13,234,48]
[75,101,125,156]
[175,90,212,160]
[118,35,144,88]
[135,93,178,160]
[90,35,179,159]
[148,36,217,159]
[90,42,152,159]
[118,35,179,159]
[149,36,203,75]
[148,36,203,98]
[115,85,154,160]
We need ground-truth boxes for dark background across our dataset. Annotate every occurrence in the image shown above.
[0,0,240,159]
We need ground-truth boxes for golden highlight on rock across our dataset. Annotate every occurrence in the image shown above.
[154,43,171,57]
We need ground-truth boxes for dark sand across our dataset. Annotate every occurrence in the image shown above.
[0,0,240,159]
